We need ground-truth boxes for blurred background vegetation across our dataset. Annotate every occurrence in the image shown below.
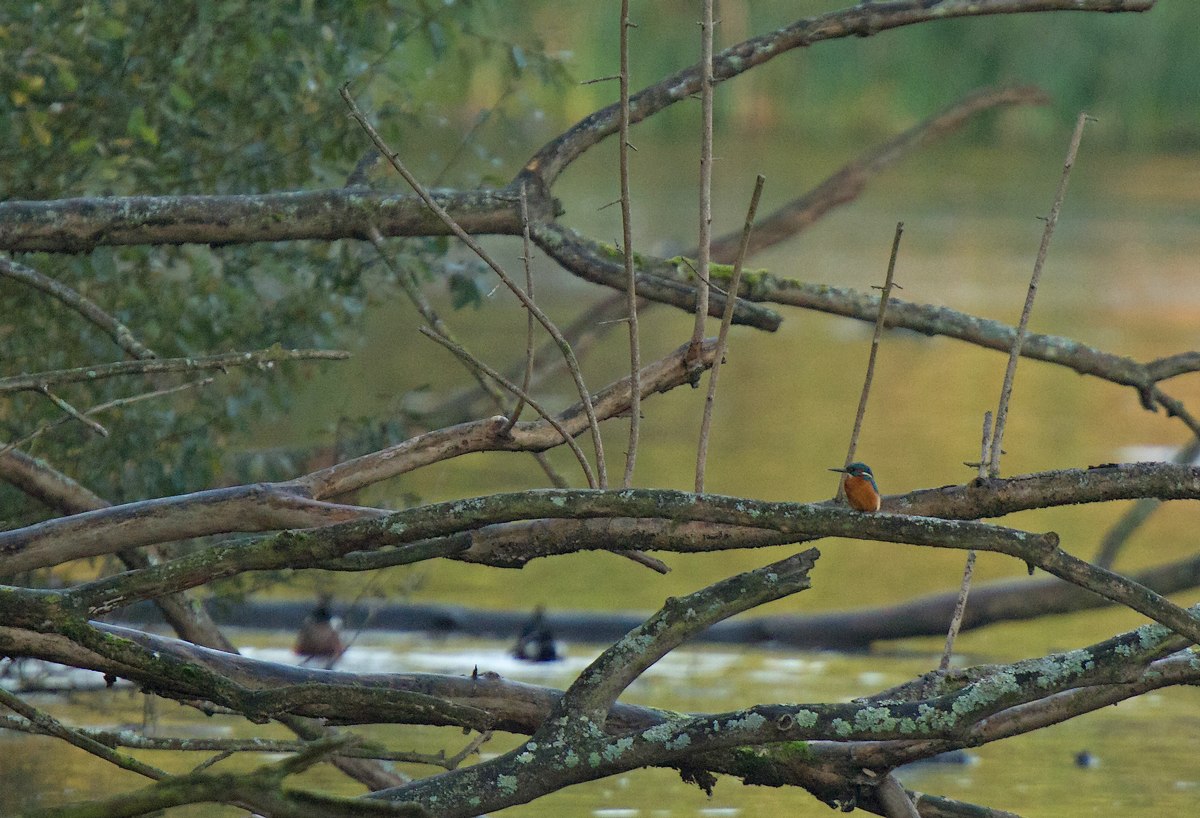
[1,0,1197,527]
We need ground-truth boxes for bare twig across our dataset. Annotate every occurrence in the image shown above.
[0,716,460,766]
[618,0,641,488]
[689,0,715,362]
[696,175,765,492]
[840,222,903,490]
[936,412,992,679]
[1,378,213,458]
[0,686,167,781]
[989,112,1091,476]
[0,255,157,359]
[190,749,236,773]
[296,339,717,500]
[341,85,608,487]
[446,730,493,770]
[501,185,538,436]
[0,347,348,394]
[418,326,597,488]
[37,385,108,437]
[976,412,993,483]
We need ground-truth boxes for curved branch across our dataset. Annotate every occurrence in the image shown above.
[0,485,382,575]
[560,549,817,720]
[0,255,157,359]
[516,0,1151,191]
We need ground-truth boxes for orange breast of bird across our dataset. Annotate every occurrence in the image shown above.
[843,475,881,512]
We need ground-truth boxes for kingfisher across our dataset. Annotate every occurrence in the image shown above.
[829,462,881,512]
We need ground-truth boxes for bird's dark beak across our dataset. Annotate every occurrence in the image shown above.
[828,467,848,474]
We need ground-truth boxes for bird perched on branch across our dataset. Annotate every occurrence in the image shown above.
[829,462,881,512]
[294,598,345,669]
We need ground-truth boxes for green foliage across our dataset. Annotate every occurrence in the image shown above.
[0,0,567,523]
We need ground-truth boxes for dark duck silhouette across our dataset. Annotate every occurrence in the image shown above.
[512,605,561,663]
[294,598,345,669]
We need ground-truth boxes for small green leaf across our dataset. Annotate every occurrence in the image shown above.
[126,106,159,146]
[168,82,194,111]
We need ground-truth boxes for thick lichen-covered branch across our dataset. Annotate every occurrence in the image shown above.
[43,489,1053,616]
[2,607,1193,816]
[366,611,1190,817]
[561,549,817,720]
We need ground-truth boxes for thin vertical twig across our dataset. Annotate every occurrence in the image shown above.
[839,222,904,493]
[688,0,715,360]
[618,0,641,488]
[696,174,765,493]
[975,411,993,483]
[988,112,1092,476]
[936,411,992,676]
[342,86,608,487]
[501,185,538,436]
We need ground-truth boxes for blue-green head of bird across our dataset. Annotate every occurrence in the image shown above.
[829,462,879,491]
